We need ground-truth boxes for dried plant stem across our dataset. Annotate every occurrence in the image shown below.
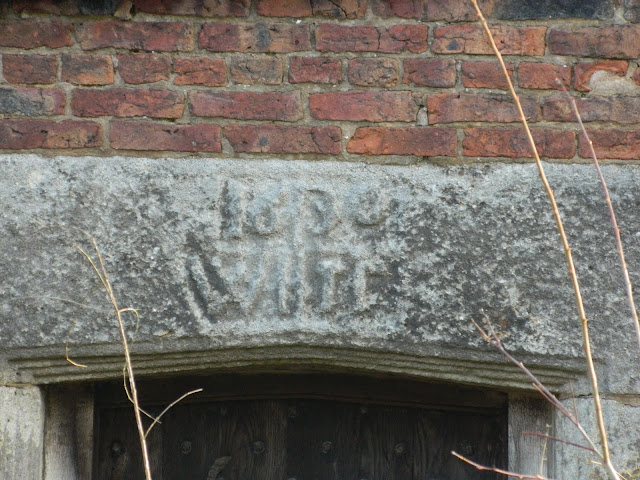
[452,451,555,480]
[558,84,640,356]
[75,240,152,480]
[469,2,618,478]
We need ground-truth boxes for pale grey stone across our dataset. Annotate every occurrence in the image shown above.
[0,385,44,480]
[555,396,640,480]
[0,155,639,394]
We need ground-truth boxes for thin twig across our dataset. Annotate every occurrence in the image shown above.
[473,318,600,456]
[452,451,555,480]
[65,343,88,368]
[76,241,153,480]
[523,432,597,454]
[557,82,640,357]
[469,2,619,478]
[145,388,203,438]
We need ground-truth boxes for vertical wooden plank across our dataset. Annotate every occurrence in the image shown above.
[44,384,94,480]
[508,394,553,478]
[93,406,163,480]
[163,400,287,480]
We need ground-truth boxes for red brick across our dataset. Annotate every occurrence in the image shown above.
[379,25,428,53]
[117,54,171,84]
[461,61,514,90]
[550,26,640,59]
[347,127,457,156]
[543,96,640,125]
[12,0,119,15]
[76,22,194,52]
[427,93,540,124]
[578,129,640,160]
[0,20,72,48]
[371,0,422,18]
[635,68,640,86]
[310,91,421,122]
[316,24,378,52]
[110,120,221,152]
[134,0,250,16]
[433,25,546,55]
[0,119,102,149]
[189,91,302,121]
[403,58,456,87]
[463,127,575,158]
[348,58,399,87]
[311,0,366,18]
[12,0,82,15]
[574,61,628,92]
[173,57,227,87]
[288,57,342,84]
[62,54,113,85]
[230,57,283,85]
[200,23,311,53]
[424,0,495,21]
[3,55,57,84]
[0,87,65,116]
[518,62,570,90]
[316,24,427,53]
[224,124,342,154]
[257,0,312,16]
[71,88,184,118]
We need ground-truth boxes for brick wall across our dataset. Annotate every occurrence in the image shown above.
[1,0,639,162]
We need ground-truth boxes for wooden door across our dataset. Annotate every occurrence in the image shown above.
[93,374,507,480]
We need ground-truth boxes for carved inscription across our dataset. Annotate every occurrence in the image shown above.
[183,180,396,322]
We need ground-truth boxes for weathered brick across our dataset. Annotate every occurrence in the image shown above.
[347,127,457,156]
[543,96,640,125]
[310,91,421,122]
[3,55,58,85]
[549,26,640,59]
[627,0,640,22]
[518,62,570,90]
[224,124,342,154]
[12,0,118,15]
[461,61,514,90]
[494,0,613,20]
[379,25,428,53]
[463,127,575,158]
[110,120,221,152]
[134,0,250,16]
[62,54,114,86]
[348,58,399,87]
[371,0,422,18]
[0,87,65,116]
[578,129,640,160]
[424,0,495,21]
[71,88,184,118]
[316,24,427,53]
[257,0,312,16]
[403,58,456,88]
[173,57,227,87]
[315,24,378,52]
[574,61,628,91]
[311,0,367,18]
[77,22,194,52]
[289,57,342,84]
[230,57,283,85]
[117,54,171,84]
[0,20,72,48]
[0,119,102,149]
[634,68,640,86]
[189,91,302,121]
[200,23,311,53]
[432,25,546,55]
[427,93,540,124]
